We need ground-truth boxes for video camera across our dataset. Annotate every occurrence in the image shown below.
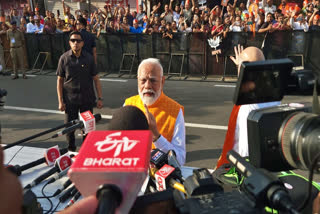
[233,58,320,172]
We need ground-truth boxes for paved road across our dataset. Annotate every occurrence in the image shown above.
[0,73,317,179]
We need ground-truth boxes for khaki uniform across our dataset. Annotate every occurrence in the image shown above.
[7,29,25,76]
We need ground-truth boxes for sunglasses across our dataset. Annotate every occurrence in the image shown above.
[70,39,83,43]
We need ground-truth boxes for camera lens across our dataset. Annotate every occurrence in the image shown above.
[279,112,320,170]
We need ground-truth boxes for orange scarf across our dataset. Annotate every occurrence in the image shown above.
[216,105,241,169]
[125,92,184,149]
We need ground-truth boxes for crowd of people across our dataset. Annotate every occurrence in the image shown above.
[0,0,319,39]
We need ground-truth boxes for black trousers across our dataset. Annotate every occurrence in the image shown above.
[64,103,93,147]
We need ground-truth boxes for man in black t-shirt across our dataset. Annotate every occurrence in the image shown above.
[56,31,103,151]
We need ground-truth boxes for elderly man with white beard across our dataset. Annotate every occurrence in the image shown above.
[124,58,186,166]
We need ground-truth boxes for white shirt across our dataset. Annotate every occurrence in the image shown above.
[230,25,243,32]
[233,101,280,157]
[290,17,309,32]
[27,23,43,33]
[173,11,180,24]
[154,108,186,166]
[26,23,36,33]
[264,5,277,18]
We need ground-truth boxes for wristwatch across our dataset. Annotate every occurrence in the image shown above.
[98,97,104,101]
[153,134,161,142]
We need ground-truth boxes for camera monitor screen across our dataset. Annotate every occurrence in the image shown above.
[233,59,294,105]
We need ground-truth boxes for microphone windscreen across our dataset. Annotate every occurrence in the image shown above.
[109,106,149,130]
[94,114,102,122]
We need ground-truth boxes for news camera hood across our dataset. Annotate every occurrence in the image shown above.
[233,59,294,105]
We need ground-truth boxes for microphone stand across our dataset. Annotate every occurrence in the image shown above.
[4,120,79,150]
[96,184,123,214]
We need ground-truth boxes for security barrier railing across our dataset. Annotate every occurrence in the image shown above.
[1,31,319,80]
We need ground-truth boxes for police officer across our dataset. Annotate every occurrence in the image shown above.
[7,21,26,79]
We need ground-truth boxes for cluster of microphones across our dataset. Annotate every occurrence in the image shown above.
[3,110,101,213]
[3,107,301,214]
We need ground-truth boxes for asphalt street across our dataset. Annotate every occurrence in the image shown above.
[0,72,317,179]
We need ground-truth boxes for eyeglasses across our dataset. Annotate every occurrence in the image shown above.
[70,39,83,43]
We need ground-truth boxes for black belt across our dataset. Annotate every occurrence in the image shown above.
[10,46,22,49]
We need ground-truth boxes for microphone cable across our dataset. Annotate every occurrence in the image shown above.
[298,151,320,212]
[38,178,70,214]
[50,201,61,214]
[40,181,53,214]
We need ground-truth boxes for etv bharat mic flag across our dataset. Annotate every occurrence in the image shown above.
[69,130,152,214]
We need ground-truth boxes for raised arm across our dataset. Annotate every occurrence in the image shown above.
[309,8,319,26]
[191,0,196,12]
[62,0,67,15]
[169,0,174,12]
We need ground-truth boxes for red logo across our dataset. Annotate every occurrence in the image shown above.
[81,111,94,121]
[58,156,72,171]
[158,164,175,177]
[88,120,95,129]
[46,148,60,162]
[157,176,165,191]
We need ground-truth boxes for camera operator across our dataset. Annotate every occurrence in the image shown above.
[215,45,320,214]
[216,45,280,169]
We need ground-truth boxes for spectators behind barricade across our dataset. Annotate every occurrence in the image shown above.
[0,0,319,47]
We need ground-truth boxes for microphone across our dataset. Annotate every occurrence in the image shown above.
[46,166,70,184]
[108,106,149,130]
[167,150,185,182]
[65,191,81,208]
[59,185,77,203]
[154,164,186,194]
[227,150,299,214]
[4,118,85,150]
[149,149,186,193]
[6,147,68,176]
[51,178,72,197]
[51,112,101,138]
[24,154,73,189]
[69,130,153,214]
[150,148,168,169]
[150,149,185,182]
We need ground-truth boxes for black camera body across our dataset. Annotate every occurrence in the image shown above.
[247,103,313,172]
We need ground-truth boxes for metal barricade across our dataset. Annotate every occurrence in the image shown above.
[20,31,320,80]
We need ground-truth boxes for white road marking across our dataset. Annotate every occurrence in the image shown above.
[4,106,64,114]
[11,74,37,77]
[214,84,236,88]
[4,106,227,130]
[100,78,128,82]
[185,123,227,130]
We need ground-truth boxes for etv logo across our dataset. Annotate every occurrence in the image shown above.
[95,132,140,157]
[158,165,174,177]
